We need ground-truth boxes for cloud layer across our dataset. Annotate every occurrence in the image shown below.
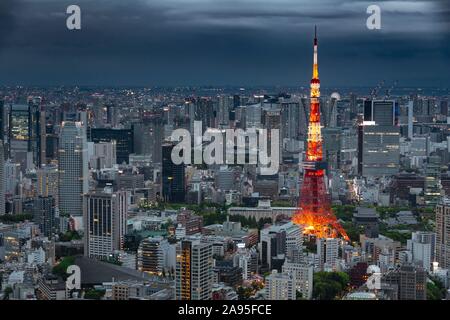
[0,0,448,86]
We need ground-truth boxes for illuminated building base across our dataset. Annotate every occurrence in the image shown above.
[293,168,349,241]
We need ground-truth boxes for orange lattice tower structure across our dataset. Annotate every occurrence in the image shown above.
[292,27,349,241]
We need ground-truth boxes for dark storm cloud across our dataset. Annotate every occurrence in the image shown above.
[0,0,448,86]
[0,0,20,50]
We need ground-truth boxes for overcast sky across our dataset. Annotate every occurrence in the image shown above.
[0,0,448,87]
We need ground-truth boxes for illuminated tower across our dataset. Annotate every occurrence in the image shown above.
[292,27,349,241]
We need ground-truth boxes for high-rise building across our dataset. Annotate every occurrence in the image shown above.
[83,189,128,259]
[0,141,4,215]
[32,196,56,238]
[176,210,203,236]
[217,95,231,127]
[281,262,313,299]
[383,264,427,300]
[360,100,400,177]
[3,159,19,199]
[89,141,117,169]
[133,118,163,163]
[436,198,450,269]
[407,231,436,271]
[6,98,46,169]
[90,128,134,164]
[424,155,442,206]
[265,270,295,300]
[175,238,213,300]
[37,165,59,206]
[407,100,413,140]
[58,122,88,219]
[162,143,185,203]
[137,236,169,275]
[0,100,5,142]
[317,237,339,271]
[28,97,46,167]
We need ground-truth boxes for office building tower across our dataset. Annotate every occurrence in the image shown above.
[360,100,400,177]
[90,128,134,164]
[83,189,128,259]
[245,104,262,128]
[4,159,19,197]
[175,238,213,300]
[217,95,230,127]
[215,166,235,192]
[162,143,185,203]
[0,141,4,215]
[133,118,163,163]
[28,97,46,167]
[317,238,339,271]
[89,141,117,169]
[37,165,59,206]
[321,95,338,128]
[360,125,400,177]
[350,93,358,115]
[383,264,427,300]
[407,100,413,140]
[32,196,56,238]
[407,232,436,271]
[265,270,295,300]
[281,101,301,141]
[138,236,169,275]
[260,227,286,272]
[436,199,450,269]
[233,247,258,280]
[176,210,203,236]
[322,128,342,171]
[7,104,32,170]
[0,100,4,142]
[424,155,442,206]
[363,100,397,125]
[58,121,88,218]
[263,109,282,157]
[282,262,313,299]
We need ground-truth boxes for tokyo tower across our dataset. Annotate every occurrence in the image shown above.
[292,27,349,241]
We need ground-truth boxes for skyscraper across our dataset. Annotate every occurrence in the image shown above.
[83,189,128,259]
[32,196,57,238]
[407,231,436,272]
[282,262,313,299]
[436,198,450,269]
[317,237,340,271]
[175,238,213,300]
[37,165,59,206]
[90,128,134,164]
[360,100,400,177]
[0,141,4,215]
[137,236,170,275]
[58,121,88,219]
[292,27,348,241]
[265,270,295,300]
[383,264,427,300]
[162,143,185,203]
